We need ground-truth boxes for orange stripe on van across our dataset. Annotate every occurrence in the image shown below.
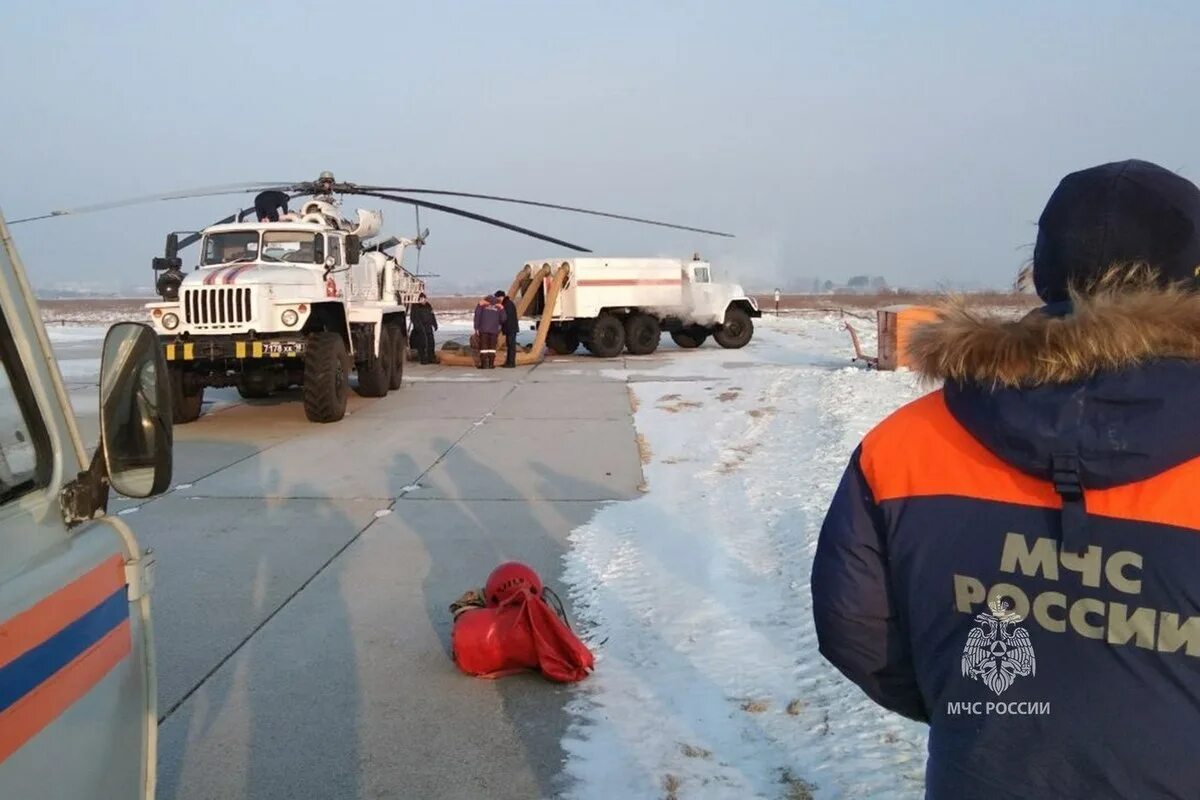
[0,555,125,671]
[860,390,1200,532]
[0,619,131,764]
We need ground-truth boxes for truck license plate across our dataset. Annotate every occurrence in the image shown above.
[263,341,304,355]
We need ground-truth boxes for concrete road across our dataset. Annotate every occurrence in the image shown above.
[73,350,645,800]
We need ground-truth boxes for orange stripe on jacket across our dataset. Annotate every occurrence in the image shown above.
[859,390,1200,532]
[0,619,132,764]
[0,555,125,671]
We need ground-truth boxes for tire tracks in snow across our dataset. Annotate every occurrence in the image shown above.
[559,317,929,800]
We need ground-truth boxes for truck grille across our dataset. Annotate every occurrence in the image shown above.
[183,287,254,329]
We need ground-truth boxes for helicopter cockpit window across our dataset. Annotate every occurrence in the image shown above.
[692,266,711,283]
[261,231,321,264]
[201,232,260,266]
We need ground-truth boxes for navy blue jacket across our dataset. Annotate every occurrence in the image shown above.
[813,301,1200,799]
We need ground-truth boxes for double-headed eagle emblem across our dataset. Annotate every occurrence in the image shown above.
[961,598,1037,695]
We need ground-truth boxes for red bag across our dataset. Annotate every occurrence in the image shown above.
[451,563,594,683]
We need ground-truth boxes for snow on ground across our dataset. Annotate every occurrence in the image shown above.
[46,325,110,344]
[560,313,931,800]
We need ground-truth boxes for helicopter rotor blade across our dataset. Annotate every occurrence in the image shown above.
[354,185,734,238]
[354,191,591,253]
[8,182,301,225]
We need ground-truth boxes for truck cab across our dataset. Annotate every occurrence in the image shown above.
[144,201,414,425]
[0,214,172,798]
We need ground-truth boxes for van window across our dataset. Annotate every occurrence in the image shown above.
[0,312,50,504]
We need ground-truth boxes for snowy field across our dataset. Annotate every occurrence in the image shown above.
[558,313,931,800]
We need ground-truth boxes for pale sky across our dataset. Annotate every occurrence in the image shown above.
[3,1,1198,293]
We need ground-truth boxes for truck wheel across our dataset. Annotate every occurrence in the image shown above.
[624,313,661,355]
[303,332,350,423]
[237,370,273,400]
[587,314,626,358]
[355,326,389,397]
[386,324,406,389]
[237,385,271,400]
[713,307,754,349]
[670,326,708,349]
[170,366,204,424]
[546,325,580,355]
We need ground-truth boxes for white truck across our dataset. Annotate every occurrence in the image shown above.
[0,212,172,798]
[521,256,761,357]
[145,200,424,424]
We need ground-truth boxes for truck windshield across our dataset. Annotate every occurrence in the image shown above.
[261,231,321,263]
[201,232,259,266]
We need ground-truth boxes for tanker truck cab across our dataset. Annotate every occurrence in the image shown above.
[146,201,414,424]
[0,214,172,798]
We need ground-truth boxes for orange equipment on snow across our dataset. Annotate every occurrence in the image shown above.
[450,562,594,683]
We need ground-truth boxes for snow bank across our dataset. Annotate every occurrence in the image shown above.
[561,314,930,799]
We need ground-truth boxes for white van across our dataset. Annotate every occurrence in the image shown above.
[0,213,172,798]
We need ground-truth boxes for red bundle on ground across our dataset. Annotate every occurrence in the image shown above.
[450,562,594,683]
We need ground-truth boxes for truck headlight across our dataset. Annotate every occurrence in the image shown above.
[162,312,180,331]
[281,309,299,327]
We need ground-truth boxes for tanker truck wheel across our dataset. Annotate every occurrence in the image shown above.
[624,313,661,355]
[670,326,708,349]
[355,326,390,398]
[546,325,580,355]
[386,324,406,389]
[713,307,754,349]
[586,314,626,358]
[170,366,204,424]
[303,332,350,423]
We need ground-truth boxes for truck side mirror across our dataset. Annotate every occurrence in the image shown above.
[345,234,361,265]
[165,233,180,260]
[314,235,325,264]
[99,323,172,498]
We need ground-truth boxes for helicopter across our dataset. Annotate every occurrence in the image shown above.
[11,171,734,424]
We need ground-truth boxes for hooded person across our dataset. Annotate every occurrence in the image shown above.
[473,294,506,369]
[812,159,1200,799]
[410,293,438,364]
[253,189,290,222]
[495,290,520,367]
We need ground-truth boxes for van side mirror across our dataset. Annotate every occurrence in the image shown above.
[345,234,361,265]
[99,323,172,498]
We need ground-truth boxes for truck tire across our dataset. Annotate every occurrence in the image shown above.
[546,325,580,355]
[386,324,406,389]
[624,313,661,355]
[303,332,350,423]
[670,326,708,349]
[713,307,754,349]
[355,326,389,397]
[170,366,204,424]
[237,385,271,400]
[587,314,626,358]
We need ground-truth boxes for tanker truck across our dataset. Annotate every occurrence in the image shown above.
[515,256,760,357]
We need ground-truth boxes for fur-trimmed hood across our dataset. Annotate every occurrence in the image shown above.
[912,284,1200,490]
[909,286,1200,387]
